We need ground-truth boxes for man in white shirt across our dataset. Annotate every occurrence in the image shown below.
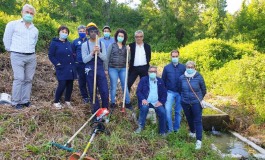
[3,4,39,109]
[128,30,151,93]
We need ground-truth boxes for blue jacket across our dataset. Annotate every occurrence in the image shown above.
[48,38,77,80]
[71,37,88,63]
[179,72,206,104]
[162,63,186,92]
[136,76,167,107]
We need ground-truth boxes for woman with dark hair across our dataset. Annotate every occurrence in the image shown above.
[104,28,132,110]
[48,25,77,109]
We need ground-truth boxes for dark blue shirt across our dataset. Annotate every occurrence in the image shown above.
[71,37,88,63]
[162,63,186,92]
[48,38,77,80]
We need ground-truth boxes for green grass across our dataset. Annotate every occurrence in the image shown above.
[0,106,224,159]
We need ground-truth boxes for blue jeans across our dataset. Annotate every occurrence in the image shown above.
[165,90,182,132]
[138,104,166,134]
[108,67,130,104]
[76,63,88,99]
[182,102,203,141]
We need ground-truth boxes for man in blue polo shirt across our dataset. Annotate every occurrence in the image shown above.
[99,25,115,53]
[162,50,186,133]
[72,25,89,104]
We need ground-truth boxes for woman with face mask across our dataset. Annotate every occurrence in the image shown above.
[178,61,207,150]
[48,25,77,109]
[104,29,132,110]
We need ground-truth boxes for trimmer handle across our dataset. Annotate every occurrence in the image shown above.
[51,141,76,152]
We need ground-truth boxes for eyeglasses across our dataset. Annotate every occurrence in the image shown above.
[148,71,157,73]
[135,36,143,38]
[186,66,194,69]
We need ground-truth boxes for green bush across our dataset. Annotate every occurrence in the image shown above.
[179,38,256,72]
[0,11,59,53]
[0,12,20,53]
[209,54,265,122]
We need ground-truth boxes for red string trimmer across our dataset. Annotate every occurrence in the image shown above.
[51,108,109,152]
[69,111,110,160]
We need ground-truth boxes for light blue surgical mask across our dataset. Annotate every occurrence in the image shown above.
[117,36,124,43]
[23,14,33,23]
[79,32,86,39]
[149,73,156,79]
[59,32,68,39]
[104,32,110,38]
[186,68,195,74]
[172,57,179,64]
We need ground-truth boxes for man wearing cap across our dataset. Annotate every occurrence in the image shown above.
[99,25,115,53]
[3,4,38,109]
[71,25,89,104]
[81,22,109,113]
[128,30,151,93]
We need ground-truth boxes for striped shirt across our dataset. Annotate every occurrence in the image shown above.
[3,19,38,53]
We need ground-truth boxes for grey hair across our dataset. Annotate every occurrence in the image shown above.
[186,61,196,67]
[134,30,144,36]
[148,66,157,71]
[77,25,86,31]
[22,4,36,14]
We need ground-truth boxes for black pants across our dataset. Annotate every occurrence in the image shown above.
[54,80,74,103]
[128,65,149,92]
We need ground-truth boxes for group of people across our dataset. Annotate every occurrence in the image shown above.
[3,4,207,150]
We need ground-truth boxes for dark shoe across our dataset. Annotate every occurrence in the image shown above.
[83,98,90,104]
[125,103,133,110]
[110,103,116,109]
[13,104,24,110]
[22,102,31,107]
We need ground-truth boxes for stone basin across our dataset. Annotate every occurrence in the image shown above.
[202,102,230,131]
[202,113,230,131]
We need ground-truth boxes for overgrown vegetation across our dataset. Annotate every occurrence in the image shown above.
[1,0,265,52]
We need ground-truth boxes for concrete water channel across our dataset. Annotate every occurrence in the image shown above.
[202,102,265,159]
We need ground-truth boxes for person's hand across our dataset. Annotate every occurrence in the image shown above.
[155,101,162,107]
[93,45,100,55]
[142,99,148,106]
[105,70,108,76]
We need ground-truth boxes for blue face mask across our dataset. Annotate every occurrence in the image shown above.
[79,32,86,39]
[23,14,33,23]
[117,37,124,43]
[104,32,110,38]
[59,32,68,39]
[149,73,156,79]
[172,57,179,64]
[186,68,195,74]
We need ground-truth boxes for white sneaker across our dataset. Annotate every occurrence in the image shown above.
[54,103,63,109]
[65,101,73,109]
[188,132,196,138]
[195,140,202,150]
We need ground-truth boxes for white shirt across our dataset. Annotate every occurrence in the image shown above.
[133,43,147,66]
[3,19,39,53]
